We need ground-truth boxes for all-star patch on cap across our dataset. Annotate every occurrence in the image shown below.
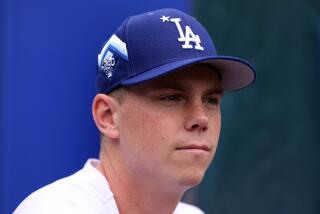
[96,8,256,94]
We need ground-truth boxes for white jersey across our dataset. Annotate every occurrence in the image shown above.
[13,159,204,214]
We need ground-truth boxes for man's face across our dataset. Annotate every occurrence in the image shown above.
[115,64,222,190]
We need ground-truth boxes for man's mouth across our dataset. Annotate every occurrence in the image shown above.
[175,144,210,152]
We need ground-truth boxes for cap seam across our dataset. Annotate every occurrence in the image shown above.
[126,16,135,78]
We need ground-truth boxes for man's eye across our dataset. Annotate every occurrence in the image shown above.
[205,97,220,105]
[159,95,181,101]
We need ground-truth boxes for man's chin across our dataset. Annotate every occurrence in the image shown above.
[176,170,206,189]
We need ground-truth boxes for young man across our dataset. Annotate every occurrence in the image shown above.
[14,8,255,214]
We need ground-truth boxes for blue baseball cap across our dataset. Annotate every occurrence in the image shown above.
[96,8,256,94]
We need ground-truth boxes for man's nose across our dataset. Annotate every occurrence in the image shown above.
[184,103,209,132]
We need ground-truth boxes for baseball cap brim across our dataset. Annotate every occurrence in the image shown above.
[122,56,256,91]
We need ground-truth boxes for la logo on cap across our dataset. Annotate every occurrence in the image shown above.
[160,15,204,51]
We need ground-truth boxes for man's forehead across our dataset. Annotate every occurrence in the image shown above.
[127,64,223,94]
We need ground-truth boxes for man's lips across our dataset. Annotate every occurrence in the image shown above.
[175,144,210,152]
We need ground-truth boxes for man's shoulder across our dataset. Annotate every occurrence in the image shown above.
[13,159,116,214]
[174,202,205,214]
[13,178,90,214]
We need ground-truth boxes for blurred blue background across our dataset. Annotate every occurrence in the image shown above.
[2,0,320,214]
[1,1,190,213]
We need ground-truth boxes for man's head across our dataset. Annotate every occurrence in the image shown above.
[93,64,222,189]
[92,8,255,191]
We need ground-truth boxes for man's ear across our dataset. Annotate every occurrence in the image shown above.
[92,94,120,139]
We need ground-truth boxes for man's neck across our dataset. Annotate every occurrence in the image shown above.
[97,153,185,214]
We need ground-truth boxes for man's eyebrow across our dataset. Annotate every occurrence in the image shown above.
[205,87,224,96]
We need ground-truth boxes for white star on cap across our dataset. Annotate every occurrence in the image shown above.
[160,15,170,22]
